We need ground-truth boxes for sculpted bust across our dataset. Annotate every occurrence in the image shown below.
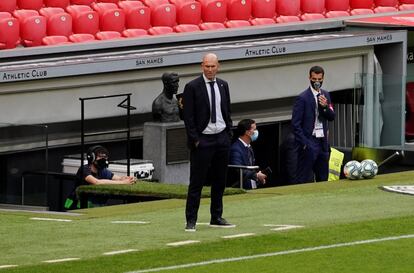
[152,72,180,122]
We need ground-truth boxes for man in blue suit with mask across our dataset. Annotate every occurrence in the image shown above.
[229,119,267,189]
[291,66,335,183]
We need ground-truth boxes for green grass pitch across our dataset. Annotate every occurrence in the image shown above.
[0,171,413,273]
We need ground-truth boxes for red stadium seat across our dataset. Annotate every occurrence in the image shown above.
[144,0,177,27]
[44,0,70,8]
[42,35,71,45]
[251,0,275,19]
[301,0,325,14]
[300,13,325,21]
[373,6,398,12]
[325,10,350,17]
[97,0,119,3]
[0,0,17,13]
[399,4,414,10]
[227,0,252,20]
[199,21,225,30]
[66,5,99,34]
[95,30,123,39]
[374,0,397,7]
[400,0,414,3]
[0,12,20,49]
[40,7,72,36]
[118,0,151,30]
[350,8,374,15]
[92,2,125,32]
[199,0,227,23]
[276,0,300,16]
[350,0,373,9]
[170,0,201,25]
[122,28,148,37]
[68,33,95,42]
[17,0,44,10]
[250,17,275,25]
[225,19,251,28]
[173,23,200,32]
[148,25,174,34]
[275,15,300,23]
[70,0,95,4]
[13,9,47,47]
[325,0,350,12]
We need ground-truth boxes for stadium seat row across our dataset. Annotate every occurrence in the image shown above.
[1,0,414,49]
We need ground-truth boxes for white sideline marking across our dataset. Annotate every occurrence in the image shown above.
[166,240,200,247]
[103,249,139,256]
[111,221,149,224]
[127,234,414,273]
[195,222,210,226]
[30,217,72,222]
[42,258,80,263]
[0,265,18,269]
[269,225,304,231]
[222,233,255,239]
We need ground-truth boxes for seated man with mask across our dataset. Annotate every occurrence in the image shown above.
[229,119,267,189]
[65,145,136,209]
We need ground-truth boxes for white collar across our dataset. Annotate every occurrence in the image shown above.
[203,74,216,83]
[238,138,250,147]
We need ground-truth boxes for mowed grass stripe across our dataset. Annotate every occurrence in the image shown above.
[127,234,414,273]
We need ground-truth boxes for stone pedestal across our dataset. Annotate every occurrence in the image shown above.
[143,121,190,185]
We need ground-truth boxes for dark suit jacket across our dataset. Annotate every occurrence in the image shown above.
[229,139,257,189]
[291,87,335,152]
[183,75,232,147]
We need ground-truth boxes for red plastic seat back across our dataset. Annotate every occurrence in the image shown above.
[44,0,70,8]
[0,12,20,49]
[400,0,414,3]
[325,0,349,11]
[252,0,275,19]
[350,0,373,9]
[119,1,151,30]
[14,10,47,46]
[301,0,324,14]
[199,0,227,23]
[40,7,72,36]
[374,0,397,7]
[67,5,99,34]
[17,0,44,10]
[92,2,126,32]
[276,0,300,16]
[70,0,95,4]
[0,0,17,13]
[227,0,251,20]
[172,0,201,25]
[144,0,176,27]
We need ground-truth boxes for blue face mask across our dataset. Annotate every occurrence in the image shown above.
[251,130,259,142]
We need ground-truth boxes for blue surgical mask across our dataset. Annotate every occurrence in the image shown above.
[251,130,259,142]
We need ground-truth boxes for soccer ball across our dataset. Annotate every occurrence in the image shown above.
[360,159,378,179]
[343,160,362,180]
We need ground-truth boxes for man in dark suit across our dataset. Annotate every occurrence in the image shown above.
[229,119,267,189]
[291,66,335,183]
[183,53,234,232]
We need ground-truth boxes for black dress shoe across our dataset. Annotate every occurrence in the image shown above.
[185,222,196,232]
[210,218,236,228]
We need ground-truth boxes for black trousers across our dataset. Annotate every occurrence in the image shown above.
[185,131,230,223]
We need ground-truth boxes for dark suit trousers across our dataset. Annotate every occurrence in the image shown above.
[185,131,230,223]
[296,137,329,183]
